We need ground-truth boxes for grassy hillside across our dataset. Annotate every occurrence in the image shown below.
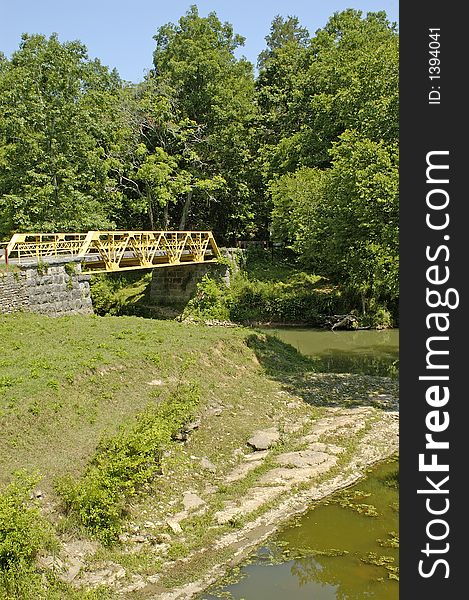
[1,313,280,488]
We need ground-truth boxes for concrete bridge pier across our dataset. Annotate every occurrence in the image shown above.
[149,262,229,306]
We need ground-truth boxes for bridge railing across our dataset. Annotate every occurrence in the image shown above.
[4,230,221,273]
[6,233,89,261]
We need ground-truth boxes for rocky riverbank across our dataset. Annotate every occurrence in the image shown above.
[148,407,398,600]
[46,375,398,599]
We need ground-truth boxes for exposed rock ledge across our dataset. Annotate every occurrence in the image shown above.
[134,409,397,599]
[44,383,398,599]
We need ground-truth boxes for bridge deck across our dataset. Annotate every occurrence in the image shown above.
[1,231,221,273]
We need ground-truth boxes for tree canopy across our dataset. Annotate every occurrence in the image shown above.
[0,34,122,236]
[152,5,256,236]
[0,7,399,311]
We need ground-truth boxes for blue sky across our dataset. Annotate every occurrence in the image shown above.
[1,1,398,82]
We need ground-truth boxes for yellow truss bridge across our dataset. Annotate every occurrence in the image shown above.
[2,231,221,273]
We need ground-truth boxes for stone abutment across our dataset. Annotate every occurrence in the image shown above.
[0,259,93,316]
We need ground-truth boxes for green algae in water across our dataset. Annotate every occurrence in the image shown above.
[331,488,379,517]
[202,459,399,600]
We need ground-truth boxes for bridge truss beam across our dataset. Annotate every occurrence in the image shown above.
[4,231,221,273]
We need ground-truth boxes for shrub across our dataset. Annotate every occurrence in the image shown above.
[88,276,116,315]
[36,261,48,276]
[0,562,44,600]
[89,273,151,316]
[56,383,199,543]
[230,272,339,323]
[359,304,394,329]
[182,275,231,321]
[64,263,76,277]
[0,472,55,570]
[182,250,393,326]
[0,566,113,600]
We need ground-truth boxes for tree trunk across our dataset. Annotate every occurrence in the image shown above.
[52,171,59,203]
[147,191,154,230]
[48,121,60,207]
[163,203,169,229]
[179,190,193,231]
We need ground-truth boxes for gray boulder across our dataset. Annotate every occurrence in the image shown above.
[247,429,280,451]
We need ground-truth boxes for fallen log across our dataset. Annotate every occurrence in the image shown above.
[330,314,359,331]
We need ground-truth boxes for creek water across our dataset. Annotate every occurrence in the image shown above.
[266,328,399,378]
[202,328,399,600]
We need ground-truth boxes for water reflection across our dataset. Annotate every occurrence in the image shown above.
[202,331,399,600]
[309,349,398,378]
[265,329,399,378]
[202,460,399,600]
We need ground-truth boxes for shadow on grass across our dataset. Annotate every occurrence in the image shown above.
[246,333,399,410]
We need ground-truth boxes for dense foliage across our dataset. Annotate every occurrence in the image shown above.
[183,269,344,325]
[0,472,54,569]
[56,383,199,543]
[0,6,398,311]
[0,34,122,236]
[0,472,58,599]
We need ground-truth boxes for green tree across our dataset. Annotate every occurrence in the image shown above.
[108,75,227,231]
[252,15,312,234]
[256,15,310,140]
[0,34,123,237]
[152,5,256,239]
[271,131,399,310]
[264,10,399,311]
[106,77,190,230]
[259,10,398,177]
[257,15,310,69]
